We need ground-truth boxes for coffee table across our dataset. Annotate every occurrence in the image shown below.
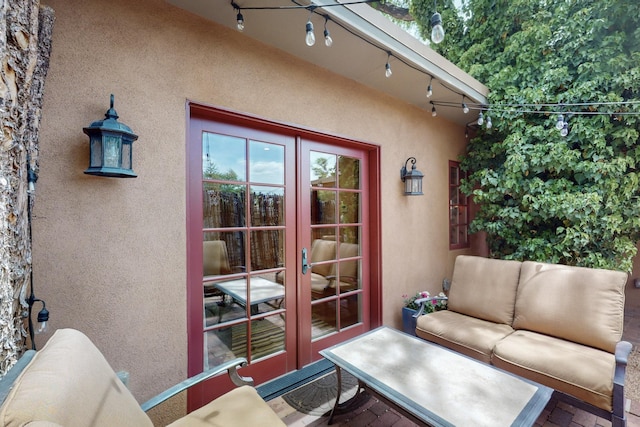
[320,327,553,427]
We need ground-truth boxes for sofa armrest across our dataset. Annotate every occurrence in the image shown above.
[140,357,253,412]
[0,350,36,406]
[413,296,448,317]
[612,340,633,421]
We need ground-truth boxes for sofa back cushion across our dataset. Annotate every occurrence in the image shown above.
[513,261,627,353]
[0,329,153,427]
[448,256,523,325]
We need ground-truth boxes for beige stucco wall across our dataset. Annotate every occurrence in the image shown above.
[36,0,473,409]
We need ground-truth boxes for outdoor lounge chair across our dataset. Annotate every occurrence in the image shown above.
[0,328,285,426]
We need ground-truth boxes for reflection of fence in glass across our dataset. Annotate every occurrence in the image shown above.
[204,189,284,272]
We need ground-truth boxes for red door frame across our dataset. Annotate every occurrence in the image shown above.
[185,102,382,410]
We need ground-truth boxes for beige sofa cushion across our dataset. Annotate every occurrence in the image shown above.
[0,329,153,427]
[447,256,522,325]
[513,261,627,353]
[168,385,285,427]
[416,310,514,364]
[492,330,615,412]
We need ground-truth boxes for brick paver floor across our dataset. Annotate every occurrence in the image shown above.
[271,394,640,427]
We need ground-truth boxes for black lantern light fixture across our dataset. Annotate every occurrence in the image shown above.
[400,157,424,196]
[84,94,138,178]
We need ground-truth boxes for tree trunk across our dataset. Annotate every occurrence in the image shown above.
[0,0,54,376]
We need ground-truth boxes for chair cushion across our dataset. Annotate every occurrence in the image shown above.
[310,239,336,277]
[447,256,522,325]
[492,330,615,412]
[203,240,231,276]
[513,261,627,353]
[415,310,514,364]
[167,385,285,427]
[0,329,153,427]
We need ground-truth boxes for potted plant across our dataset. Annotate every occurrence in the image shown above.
[401,291,447,335]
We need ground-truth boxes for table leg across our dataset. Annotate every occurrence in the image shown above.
[327,366,343,425]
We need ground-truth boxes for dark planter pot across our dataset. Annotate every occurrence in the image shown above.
[402,307,418,335]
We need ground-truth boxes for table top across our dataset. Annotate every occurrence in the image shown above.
[215,277,285,306]
[320,327,552,427]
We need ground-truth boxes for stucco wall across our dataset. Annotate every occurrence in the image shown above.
[36,0,472,406]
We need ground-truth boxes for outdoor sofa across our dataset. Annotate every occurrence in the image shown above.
[0,328,285,426]
[415,255,632,427]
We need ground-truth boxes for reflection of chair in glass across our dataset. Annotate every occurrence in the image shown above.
[203,240,233,320]
[310,239,359,299]
[203,240,232,276]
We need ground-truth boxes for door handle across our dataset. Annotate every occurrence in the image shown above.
[302,247,311,275]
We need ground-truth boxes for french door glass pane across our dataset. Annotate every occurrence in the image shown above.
[310,152,336,187]
[338,192,360,224]
[311,190,336,225]
[249,141,284,185]
[203,133,246,181]
[338,156,360,189]
[203,183,246,228]
[250,186,284,226]
[312,301,337,340]
[250,230,284,271]
[339,294,361,328]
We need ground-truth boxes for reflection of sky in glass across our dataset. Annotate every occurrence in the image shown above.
[250,141,284,185]
[203,133,246,181]
[202,133,285,185]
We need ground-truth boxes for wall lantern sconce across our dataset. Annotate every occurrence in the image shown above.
[400,157,424,196]
[83,94,138,178]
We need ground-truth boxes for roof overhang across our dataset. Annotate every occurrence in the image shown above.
[167,0,489,125]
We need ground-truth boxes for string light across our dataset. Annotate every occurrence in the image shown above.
[462,96,469,114]
[236,9,244,31]
[477,111,484,126]
[560,116,570,137]
[431,102,437,117]
[323,16,333,47]
[430,0,445,44]
[227,1,475,111]
[305,16,316,46]
[555,114,565,130]
[385,53,392,78]
[485,114,492,129]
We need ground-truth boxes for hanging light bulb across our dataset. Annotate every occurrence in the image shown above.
[236,10,244,31]
[561,122,569,137]
[431,104,437,117]
[323,17,333,47]
[462,98,469,114]
[426,77,433,98]
[385,54,392,78]
[477,111,484,126]
[305,19,316,46]
[465,127,469,139]
[430,11,445,44]
[486,115,492,129]
[555,114,565,130]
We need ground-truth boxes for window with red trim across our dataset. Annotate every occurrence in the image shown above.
[449,161,469,249]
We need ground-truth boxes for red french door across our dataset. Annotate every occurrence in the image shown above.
[186,105,380,409]
[297,138,370,364]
